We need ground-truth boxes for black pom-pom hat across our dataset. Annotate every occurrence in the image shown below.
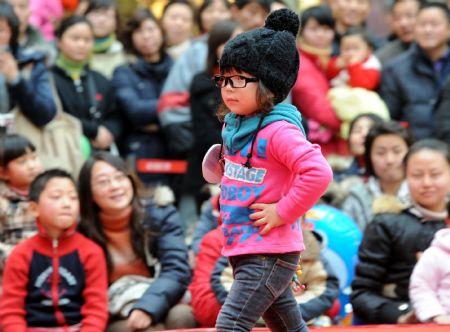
[219,8,300,104]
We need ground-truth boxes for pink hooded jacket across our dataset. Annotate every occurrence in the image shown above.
[410,228,450,322]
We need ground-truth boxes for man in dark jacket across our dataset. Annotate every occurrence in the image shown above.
[435,76,450,143]
[380,2,450,140]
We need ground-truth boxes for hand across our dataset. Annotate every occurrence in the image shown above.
[433,315,450,325]
[397,310,418,324]
[348,50,367,65]
[127,309,152,330]
[335,56,348,69]
[91,126,114,149]
[0,51,19,83]
[250,203,285,235]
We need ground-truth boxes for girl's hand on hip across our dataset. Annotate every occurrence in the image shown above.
[127,309,152,330]
[250,203,285,235]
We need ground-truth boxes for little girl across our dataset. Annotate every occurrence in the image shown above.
[210,9,333,332]
[0,134,43,270]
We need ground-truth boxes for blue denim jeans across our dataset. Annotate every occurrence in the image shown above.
[216,252,308,332]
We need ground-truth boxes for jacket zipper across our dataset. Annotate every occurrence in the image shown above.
[51,238,68,330]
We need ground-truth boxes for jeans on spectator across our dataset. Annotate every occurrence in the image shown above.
[216,252,308,332]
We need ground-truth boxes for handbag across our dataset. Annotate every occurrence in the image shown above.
[13,73,85,177]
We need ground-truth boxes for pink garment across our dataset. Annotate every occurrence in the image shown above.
[410,228,450,322]
[29,0,64,41]
[219,121,333,257]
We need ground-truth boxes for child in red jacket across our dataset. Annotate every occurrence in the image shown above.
[0,169,108,332]
[326,27,381,90]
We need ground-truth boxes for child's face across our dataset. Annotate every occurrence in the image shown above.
[3,151,43,191]
[90,161,134,215]
[301,18,335,50]
[340,34,370,64]
[220,68,260,117]
[32,178,79,237]
[348,117,373,156]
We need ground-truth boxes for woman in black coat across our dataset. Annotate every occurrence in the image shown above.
[350,139,450,324]
[112,9,173,186]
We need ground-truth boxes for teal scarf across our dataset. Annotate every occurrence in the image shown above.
[222,103,305,154]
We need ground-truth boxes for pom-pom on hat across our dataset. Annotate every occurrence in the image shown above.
[219,8,300,104]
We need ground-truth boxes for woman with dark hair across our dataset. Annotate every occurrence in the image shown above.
[341,121,414,230]
[0,0,56,129]
[179,19,241,232]
[291,5,344,156]
[351,139,450,324]
[196,0,232,34]
[112,8,172,186]
[78,152,193,331]
[51,15,121,151]
[85,0,126,78]
[161,0,195,59]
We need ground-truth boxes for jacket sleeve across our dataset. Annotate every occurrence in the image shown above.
[132,204,191,323]
[347,63,381,90]
[409,248,446,322]
[341,188,371,231]
[291,70,341,130]
[350,215,410,324]
[380,64,404,121]
[191,199,219,256]
[0,245,30,332]
[270,124,333,224]
[298,254,340,322]
[435,78,450,143]
[80,241,109,332]
[112,66,158,126]
[325,57,342,80]
[8,61,56,127]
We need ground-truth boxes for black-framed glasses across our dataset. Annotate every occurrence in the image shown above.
[213,75,259,88]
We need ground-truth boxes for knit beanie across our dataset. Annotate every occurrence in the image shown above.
[219,8,300,104]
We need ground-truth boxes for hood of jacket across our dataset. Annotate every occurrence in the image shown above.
[431,228,450,252]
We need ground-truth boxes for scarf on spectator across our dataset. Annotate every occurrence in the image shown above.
[410,201,449,222]
[55,53,87,81]
[93,33,116,54]
[298,39,332,69]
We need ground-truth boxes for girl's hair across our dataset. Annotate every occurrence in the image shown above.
[55,15,93,39]
[0,134,36,168]
[217,76,274,121]
[196,0,231,33]
[77,152,147,274]
[85,0,116,14]
[364,121,414,177]
[341,27,374,49]
[206,20,239,76]
[405,139,450,166]
[348,113,384,144]
[300,5,335,33]
[0,0,20,55]
[122,8,165,57]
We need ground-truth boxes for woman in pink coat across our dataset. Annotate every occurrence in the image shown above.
[410,226,450,325]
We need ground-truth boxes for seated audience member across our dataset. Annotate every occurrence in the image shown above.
[78,153,193,332]
[180,20,241,232]
[161,0,195,60]
[350,139,450,324]
[112,9,173,186]
[341,121,413,231]
[190,222,340,327]
[85,0,126,78]
[158,0,271,159]
[0,1,56,128]
[380,2,450,140]
[328,0,385,55]
[435,76,450,143]
[327,28,381,91]
[291,5,343,156]
[7,0,56,61]
[0,169,109,332]
[333,113,384,182]
[410,226,450,325]
[0,134,42,270]
[51,15,121,152]
[375,0,420,65]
